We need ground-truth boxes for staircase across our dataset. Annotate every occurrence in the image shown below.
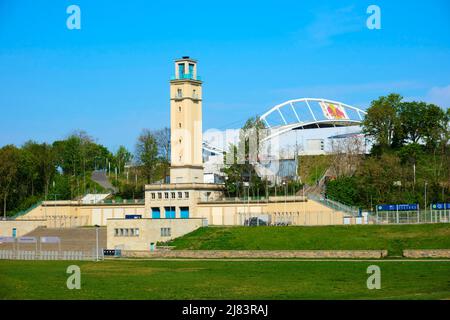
[0,227,107,252]
[307,194,360,216]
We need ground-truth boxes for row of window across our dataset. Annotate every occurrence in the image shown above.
[114,227,172,238]
[176,89,198,98]
[151,206,189,219]
[150,191,189,200]
[114,228,139,237]
[161,227,171,237]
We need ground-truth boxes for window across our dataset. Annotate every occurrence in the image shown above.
[178,106,182,112]
[178,192,182,199]
[158,192,162,199]
[115,228,139,237]
[178,63,185,77]
[151,207,161,219]
[164,192,169,199]
[178,122,182,128]
[161,227,171,237]
[171,192,176,199]
[177,88,182,98]
[185,192,189,198]
[151,193,155,199]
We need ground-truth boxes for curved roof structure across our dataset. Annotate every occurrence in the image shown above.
[259,98,367,141]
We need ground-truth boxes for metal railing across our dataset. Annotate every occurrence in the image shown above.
[171,73,201,81]
[0,249,104,261]
[11,201,43,219]
[197,195,307,203]
[308,194,360,216]
[371,209,450,224]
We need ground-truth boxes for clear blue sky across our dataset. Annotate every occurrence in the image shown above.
[1,0,449,152]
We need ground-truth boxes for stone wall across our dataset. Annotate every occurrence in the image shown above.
[403,249,450,258]
[120,249,388,259]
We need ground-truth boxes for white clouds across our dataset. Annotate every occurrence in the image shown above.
[298,6,364,47]
[424,85,450,107]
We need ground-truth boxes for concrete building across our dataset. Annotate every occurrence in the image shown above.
[1,57,355,252]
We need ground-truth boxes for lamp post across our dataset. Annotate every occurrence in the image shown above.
[424,182,428,222]
[95,224,100,262]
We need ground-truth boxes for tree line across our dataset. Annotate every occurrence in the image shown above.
[0,128,170,218]
[325,94,450,209]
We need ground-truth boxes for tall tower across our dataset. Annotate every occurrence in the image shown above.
[169,56,204,183]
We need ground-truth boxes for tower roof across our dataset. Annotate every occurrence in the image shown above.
[175,56,197,63]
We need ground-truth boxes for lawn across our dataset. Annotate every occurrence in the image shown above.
[0,260,449,299]
[166,224,450,256]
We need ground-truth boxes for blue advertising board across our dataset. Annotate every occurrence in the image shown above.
[377,204,419,211]
[125,214,142,219]
[431,203,450,210]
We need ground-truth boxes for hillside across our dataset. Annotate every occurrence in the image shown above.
[165,224,450,256]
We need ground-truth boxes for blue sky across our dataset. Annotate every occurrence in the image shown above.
[1,0,449,152]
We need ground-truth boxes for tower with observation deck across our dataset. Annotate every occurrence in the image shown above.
[169,57,204,184]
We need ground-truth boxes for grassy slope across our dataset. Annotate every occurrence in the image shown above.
[298,155,332,185]
[0,260,449,300]
[166,224,450,256]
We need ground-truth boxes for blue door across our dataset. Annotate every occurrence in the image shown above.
[180,207,189,219]
[165,207,176,219]
[151,207,160,219]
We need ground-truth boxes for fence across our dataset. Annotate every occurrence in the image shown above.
[372,209,450,224]
[237,211,349,226]
[0,248,103,261]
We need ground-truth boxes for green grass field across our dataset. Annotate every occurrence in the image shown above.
[1,259,449,299]
[165,224,450,256]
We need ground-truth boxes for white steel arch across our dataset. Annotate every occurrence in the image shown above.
[259,98,367,141]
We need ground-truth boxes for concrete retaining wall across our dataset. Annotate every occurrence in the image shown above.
[0,220,47,237]
[403,249,450,258]
[121,249,388,259]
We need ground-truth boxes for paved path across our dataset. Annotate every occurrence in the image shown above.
[91,170,117,193]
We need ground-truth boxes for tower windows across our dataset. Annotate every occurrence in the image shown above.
[178,122,182,128]
[177,88,182,98]
[178,63,185,78]
[178,106,182,112]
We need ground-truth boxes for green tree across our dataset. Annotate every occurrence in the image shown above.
[362,93,403,149]
[398,101,426,144]
[114,146,132,175]
[0,145,21,218]
[421,103,448,149]
[153,127,171,181]
[136,129,159,184]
